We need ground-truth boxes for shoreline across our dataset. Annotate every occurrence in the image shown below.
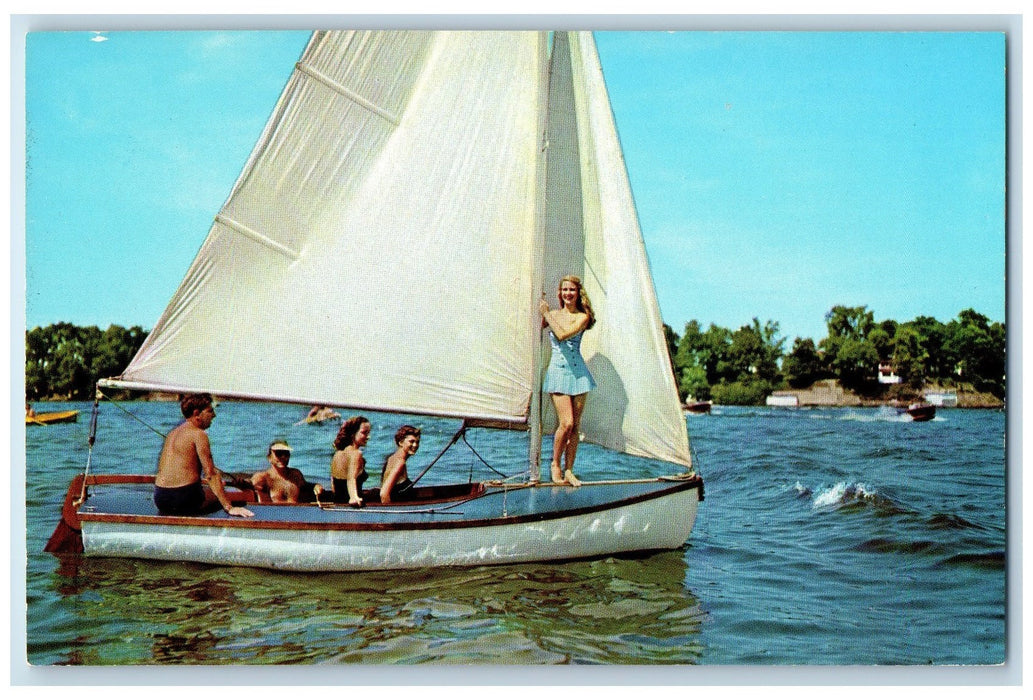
[764,380,1004,410]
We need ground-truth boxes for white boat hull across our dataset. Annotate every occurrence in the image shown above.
[79,485,699,572]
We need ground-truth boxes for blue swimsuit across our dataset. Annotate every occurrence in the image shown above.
[543,330,597,396]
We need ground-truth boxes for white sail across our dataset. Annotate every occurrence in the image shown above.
[108,31,547,423]
[540,32,692,468]
[106,30,690,468]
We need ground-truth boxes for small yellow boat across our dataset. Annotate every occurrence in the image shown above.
[26,410,80,426]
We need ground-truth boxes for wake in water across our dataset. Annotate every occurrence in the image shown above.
[826,406,945,424]
[835,407,911,423]
[793,480,903,513]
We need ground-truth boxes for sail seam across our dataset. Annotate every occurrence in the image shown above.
[295,61,401,126]
[214,215,300,261]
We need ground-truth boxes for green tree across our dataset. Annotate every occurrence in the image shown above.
[820,305,879,390]
[679,365,710,402]
[824,305,875,341]
[710,379,772,406]
[908,316,950,379]
[782,337,825,388]
[829,336,880,390]
[662,323,680,384]
[868,326,894,363]
[892,325,928,388]
[675,321,731,388]
[723,318,784,383]
[944,309,1005,397]
[25,323,148,400]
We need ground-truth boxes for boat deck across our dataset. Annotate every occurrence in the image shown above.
[77,476,703,530]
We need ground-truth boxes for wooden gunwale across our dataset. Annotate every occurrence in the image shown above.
[75,474,704,533]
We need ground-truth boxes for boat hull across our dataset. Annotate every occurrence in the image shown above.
[57,474,703,572]
[904,403,936,422]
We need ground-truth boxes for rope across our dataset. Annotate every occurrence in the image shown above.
[403,422,521,492]
[96,388,168,439]
[460,432,510,479]
[74,394,101,507]
[401,426,466,490]
[74,389,170,507]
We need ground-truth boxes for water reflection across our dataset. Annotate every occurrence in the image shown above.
[37,551,703,665]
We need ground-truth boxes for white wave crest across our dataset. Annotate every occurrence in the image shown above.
[812,481,877,508]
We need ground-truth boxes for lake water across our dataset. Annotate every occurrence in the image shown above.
[20,400,1009,678]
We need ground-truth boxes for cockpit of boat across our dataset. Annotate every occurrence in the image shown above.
[226,475,487,508]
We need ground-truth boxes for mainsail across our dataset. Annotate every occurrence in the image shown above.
[104,30,691,469]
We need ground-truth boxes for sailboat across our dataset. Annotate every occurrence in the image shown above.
[45,30,704,572]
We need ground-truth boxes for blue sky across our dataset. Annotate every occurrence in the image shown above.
[23,29,1006,345]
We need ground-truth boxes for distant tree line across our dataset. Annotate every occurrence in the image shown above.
[26,308,1007,406]
[25,323,148,401]
[667,306,1006,405]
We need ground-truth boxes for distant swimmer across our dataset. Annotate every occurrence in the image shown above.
[303,405,341,424]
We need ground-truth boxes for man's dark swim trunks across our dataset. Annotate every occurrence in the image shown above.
[154,482,206,515]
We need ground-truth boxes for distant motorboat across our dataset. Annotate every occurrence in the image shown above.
[683,401,712,415]
[902,403,936,422]
[26,410,80,426]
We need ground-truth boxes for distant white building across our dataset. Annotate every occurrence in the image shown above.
[924,390,958,407]
[878,362,901,384]
[766,392,799,407]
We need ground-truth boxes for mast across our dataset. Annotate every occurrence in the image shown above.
[528,31,550,482]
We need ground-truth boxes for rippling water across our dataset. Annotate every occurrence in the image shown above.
[22,401,1006,668]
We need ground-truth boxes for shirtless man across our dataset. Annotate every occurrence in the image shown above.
[251,440,324,503]
[153,393,254,517]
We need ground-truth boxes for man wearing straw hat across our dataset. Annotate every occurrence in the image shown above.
[251,439,325,504]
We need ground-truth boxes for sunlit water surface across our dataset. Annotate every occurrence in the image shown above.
[25,401,1005,666]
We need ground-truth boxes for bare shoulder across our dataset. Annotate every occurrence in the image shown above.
[562,310,590,335]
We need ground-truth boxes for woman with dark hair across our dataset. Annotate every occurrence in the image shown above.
[331,416,371,506]
[539,275,597,487]
[381,425,421,504]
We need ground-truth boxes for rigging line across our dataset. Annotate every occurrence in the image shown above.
[460,432,512,479]
[75,394,101,507]
[315,491,482,515]
[96,388,168,439]
[294,62,401,126]
[315,505,468,516]
[403,425,467,490]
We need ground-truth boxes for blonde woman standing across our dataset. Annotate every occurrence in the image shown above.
[539,275,597,486]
